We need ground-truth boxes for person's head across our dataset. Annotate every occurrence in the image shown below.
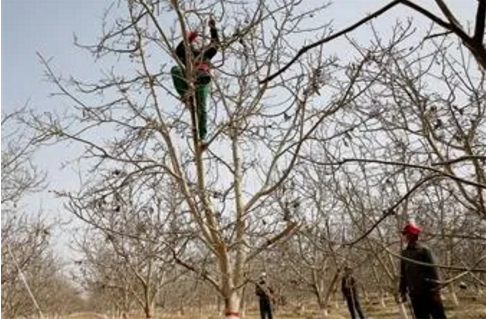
[401,222,421,244]
[260,272,267,280]
[187,28,211,52]
[192,37,206,51]
[344,266,352,275]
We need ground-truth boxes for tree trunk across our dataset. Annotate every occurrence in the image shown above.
[333,291,340,309]
[317,299,329,319]
[224,292,241,319]
[319,306,329,318]
[449,284,459,308]
[198,287,203,315]
[217,295,222,315]
[322,270,340,312]
[239,285,247,318]
[363,289,369,303]
[446,250,459,308]
[380,290,386,308]
[179,299,185,316]
[143,302,152,319]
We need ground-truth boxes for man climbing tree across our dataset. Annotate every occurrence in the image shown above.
[171,18,220,149]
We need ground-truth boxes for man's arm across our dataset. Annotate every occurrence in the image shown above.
[175,40,186,63]
[423,247,441,291]
[351,277,360,294]
[202,19,220,61]
[268,286,276,304]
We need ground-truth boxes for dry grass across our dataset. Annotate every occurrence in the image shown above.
[58,296,486,319]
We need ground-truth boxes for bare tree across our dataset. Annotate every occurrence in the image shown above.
[1,109,61,318]
[261,0,486,82]
[25,0,383,317]
[68,175,183,318]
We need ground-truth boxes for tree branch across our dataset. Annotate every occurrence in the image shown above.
[342,174,440,246]
[474,0,486,44]
[431,155,486,166]
[260,0,486,83]
[246,222,300,262]
[167,244,221,294]
[259,0,402,83]
[434,0,462,28]
[303,156,486,189]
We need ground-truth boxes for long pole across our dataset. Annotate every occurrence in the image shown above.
[7,244,46,319]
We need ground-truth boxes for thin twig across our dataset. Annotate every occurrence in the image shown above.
[259,0,402,83]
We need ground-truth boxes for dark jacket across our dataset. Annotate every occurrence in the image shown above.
[341,275,358,297]
[256,280,273,303]
[175,26,220,67]
[399,243,441,296]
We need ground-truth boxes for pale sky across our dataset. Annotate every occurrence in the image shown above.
[1,0,479,262]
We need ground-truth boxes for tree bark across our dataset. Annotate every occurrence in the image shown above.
[380,290,386,308]
[319,305,329,319]
[224,292,241,319]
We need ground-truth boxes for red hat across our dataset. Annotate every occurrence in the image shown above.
[402,222,421,235]
[187,31,199,43]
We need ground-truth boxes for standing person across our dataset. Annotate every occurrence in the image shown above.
[341,266,366,319]
[399,222,448,319]
[171,17,220,147]
[256,272,274,319]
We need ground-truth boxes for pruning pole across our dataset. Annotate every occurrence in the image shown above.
[406,298,416,319]
[7,243,46,319]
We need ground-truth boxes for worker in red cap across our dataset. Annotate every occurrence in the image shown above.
[171,18,220,149]
[399,222,447,319]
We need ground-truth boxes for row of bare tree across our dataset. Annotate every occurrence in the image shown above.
[2,0,485,318]
[1,111,87,318]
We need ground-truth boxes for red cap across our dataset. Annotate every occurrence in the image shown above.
[402,223,421,235]
[187,31,198,42]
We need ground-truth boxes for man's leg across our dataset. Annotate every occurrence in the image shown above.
[171,66,188,97]
[195,84,209,141]
[410,295,430,319]
[266,302,273,319]
[196,69,211,85]
[172,66,206,142]
[259,300,266,319]
[345,296,357,319]
[428,294,447,319]
[353,297,366,319]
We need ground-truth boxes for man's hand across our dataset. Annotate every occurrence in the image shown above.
[208,18,216,28]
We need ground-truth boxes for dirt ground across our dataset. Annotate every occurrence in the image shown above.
[242,298,486,319]
[67,294,486,319]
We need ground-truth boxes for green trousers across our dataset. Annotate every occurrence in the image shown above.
[171,66,209,140]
